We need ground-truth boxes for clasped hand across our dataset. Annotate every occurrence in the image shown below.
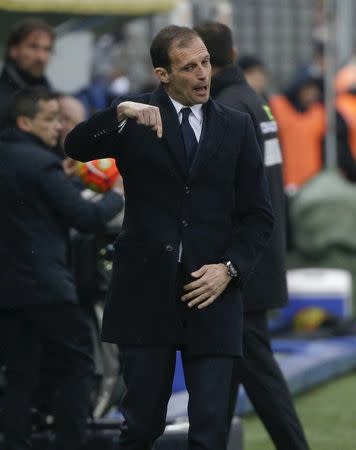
[117,101,163,138]
[181,264,231,310]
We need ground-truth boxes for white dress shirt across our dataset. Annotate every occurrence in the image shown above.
[169,97,203,142]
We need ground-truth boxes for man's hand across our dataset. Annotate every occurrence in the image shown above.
[62,157,78,177]
[117,101,163,138]
[181,264,231,310]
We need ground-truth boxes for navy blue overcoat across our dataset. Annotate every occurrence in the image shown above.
[65,86,274,356]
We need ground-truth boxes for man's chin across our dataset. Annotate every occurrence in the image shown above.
[192,91,210,104]
[194,96,209,104]
[29,68,45,78]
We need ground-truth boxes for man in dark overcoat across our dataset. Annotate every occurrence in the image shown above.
[65,25,274,450]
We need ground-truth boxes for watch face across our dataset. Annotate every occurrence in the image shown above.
[224,261,235,277]
[227,261,238,278]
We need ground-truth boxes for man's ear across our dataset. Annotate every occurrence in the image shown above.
[154,67,170,85]
[16,115,33,133]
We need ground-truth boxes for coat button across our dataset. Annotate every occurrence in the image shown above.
[182,220,188,227]
[165,244,173,252]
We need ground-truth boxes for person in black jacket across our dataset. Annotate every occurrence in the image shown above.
[195,22,310,450]
[0,18,54,130]
[0,87,124,450]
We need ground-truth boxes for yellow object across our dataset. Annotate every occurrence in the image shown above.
[0,0,178,15]
[293,307,328,332]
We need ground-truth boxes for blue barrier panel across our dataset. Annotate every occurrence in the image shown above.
[167,336,356,419]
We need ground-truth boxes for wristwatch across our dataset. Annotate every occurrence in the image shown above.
[223,260,239,279]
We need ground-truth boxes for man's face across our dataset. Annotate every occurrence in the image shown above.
[244,68,268,96]
[20,99,62,148]
[9,31,53,78]
[156,36,211,106]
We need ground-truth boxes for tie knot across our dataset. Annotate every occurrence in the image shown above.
[180,107,192,121]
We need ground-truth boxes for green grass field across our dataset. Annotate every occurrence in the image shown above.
[243,371,356,450]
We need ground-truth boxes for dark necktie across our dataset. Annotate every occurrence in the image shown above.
[180,107,198,168]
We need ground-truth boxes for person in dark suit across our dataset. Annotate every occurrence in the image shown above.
[0,87,124,450]
[0,19,54,130]
[195,22,310,450]
[65,25,274,450]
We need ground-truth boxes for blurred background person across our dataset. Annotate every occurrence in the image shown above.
[0,87,124,450]
[76,74,110,118]
[58,95,87,149]
[0,18,54,129]
[294,40,326,92]
[238,54,269,100]
[58,94,88,177]
[195,21,310,450]
[107,67,131,103]
[270,73,325,193]
[270,69,354,191]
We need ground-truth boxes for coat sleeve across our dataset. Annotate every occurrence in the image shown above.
[222,114,274,285]
[39,158,124,233]
[64,106,124,162]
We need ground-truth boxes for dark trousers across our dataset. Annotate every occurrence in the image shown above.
[0,303,94,450]
[228,311,310,450]
[118,346,234,450]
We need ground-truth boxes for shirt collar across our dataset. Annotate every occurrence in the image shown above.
[169,96,203,123]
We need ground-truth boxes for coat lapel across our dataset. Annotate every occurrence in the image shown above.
[149,87,228,180]
[149,86,188,178]
[189,99,227,181]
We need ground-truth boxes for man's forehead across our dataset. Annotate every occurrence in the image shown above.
[169,38,209,63]
[20,30,53,45]
[37,99,59,114]
[60,97,85,115]
[170,35,206,51]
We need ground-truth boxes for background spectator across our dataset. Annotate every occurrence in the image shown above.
[0,87,124,450]
[0,18,54,129]
[238,54,269,100]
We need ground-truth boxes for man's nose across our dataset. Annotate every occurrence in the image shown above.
[55,120,63,132]
[36,48,50,63]
[196,66,207,80]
